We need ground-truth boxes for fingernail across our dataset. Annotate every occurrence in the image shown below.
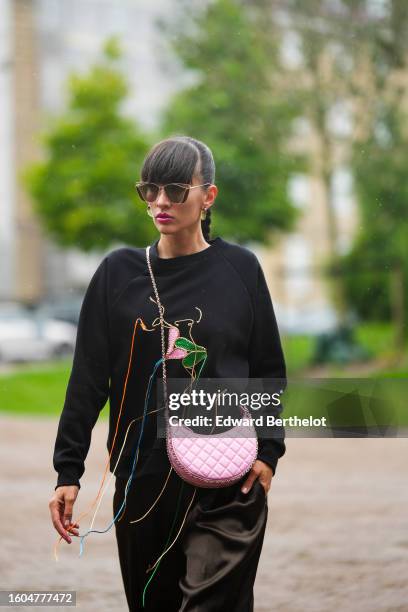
[241,487,248,494]
[64,519,69,527]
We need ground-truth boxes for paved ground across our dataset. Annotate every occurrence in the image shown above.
[0,413,407,612]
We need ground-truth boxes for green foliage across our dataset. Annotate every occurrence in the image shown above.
[341,256,391,321]
[24,37,154,251]
[341,103,408,321]
[156,0,302,244]
[103,35,122,61]
[335,1,408,326]
[281,334,314,374]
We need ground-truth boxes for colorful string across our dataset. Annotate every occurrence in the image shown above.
[54,304,208,607]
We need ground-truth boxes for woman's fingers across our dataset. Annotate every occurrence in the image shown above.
[241,470,258,494]
[49,487,79,544]
[241,460,274,495]
[49,498,72,543]
[67,522,80,537]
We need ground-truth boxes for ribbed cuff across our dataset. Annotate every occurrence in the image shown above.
[55,472,81,490]
[256,453,277,476]
[256,438,285,476]
[55,482,81,490]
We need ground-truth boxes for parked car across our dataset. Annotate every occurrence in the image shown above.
[33,295,83,326]
[0,302,77,363]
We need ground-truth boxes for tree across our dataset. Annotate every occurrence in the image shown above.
[155,0,301,245]
[343,0,408,348]
[282,0,371,324]
[282,0,408,349]
[24,37,153,251]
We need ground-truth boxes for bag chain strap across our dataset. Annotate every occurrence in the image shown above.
[146,246,169,419]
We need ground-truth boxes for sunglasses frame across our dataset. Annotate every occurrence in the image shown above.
[135,181,212,204]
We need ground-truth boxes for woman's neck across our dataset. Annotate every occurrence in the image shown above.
[157,233,210,259]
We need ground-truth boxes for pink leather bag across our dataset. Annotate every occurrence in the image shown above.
[146,245,258,488]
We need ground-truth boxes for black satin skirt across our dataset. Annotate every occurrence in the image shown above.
[113,450,268,612]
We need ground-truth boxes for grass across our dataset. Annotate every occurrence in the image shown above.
[281,334,314,374]
[354,321,396,357]
[0,359,109,418]
[282,321,408,377]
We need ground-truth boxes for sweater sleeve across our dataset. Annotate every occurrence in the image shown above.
[53,256,111,490]
[248,259,287,476]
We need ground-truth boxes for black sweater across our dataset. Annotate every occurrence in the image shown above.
[53,236,287,490]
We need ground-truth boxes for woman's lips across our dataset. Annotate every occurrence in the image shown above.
[156,215,174,223]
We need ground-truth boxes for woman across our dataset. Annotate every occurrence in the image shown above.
[49,136,287,611]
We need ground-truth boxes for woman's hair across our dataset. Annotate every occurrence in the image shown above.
[140,136,215,241]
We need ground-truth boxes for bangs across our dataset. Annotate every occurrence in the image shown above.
[141,139,200,185]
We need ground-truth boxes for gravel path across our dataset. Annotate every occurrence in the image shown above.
[0,413,407,611]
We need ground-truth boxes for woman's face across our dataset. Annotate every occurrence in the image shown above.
[148,175,217,236]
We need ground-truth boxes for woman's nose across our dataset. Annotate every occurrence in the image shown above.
[156,186,171,205]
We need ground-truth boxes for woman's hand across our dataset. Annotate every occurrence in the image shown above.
[240,460,274,496]
[49,486,80,544]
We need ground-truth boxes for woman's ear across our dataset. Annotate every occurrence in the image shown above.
[205,185,218,208]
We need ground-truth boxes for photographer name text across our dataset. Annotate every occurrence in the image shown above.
[168,415,327,427]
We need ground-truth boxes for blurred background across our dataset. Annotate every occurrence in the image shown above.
[0,1,407,611]
[1,0,408,383]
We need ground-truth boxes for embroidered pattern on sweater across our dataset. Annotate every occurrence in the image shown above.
[148,295,208,378]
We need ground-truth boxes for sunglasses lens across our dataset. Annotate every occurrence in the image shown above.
[136,183,158,202]
[164,184,187,203]
[136,183,188,203]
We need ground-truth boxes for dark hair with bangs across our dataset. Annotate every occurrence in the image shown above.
[140,136,215,241]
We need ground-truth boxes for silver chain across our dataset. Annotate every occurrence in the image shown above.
[145,246,168,415]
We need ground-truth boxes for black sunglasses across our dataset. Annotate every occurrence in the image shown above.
[135,181,211,204]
